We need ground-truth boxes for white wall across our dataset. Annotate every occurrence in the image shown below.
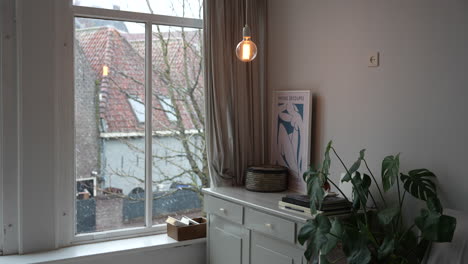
[267,0,468,212]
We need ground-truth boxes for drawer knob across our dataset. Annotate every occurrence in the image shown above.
[265,223,272,229]
[219,208,226,213]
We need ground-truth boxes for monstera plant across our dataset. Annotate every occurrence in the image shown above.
[298,141,457,264]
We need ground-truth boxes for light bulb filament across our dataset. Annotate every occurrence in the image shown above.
[242,42,251,60]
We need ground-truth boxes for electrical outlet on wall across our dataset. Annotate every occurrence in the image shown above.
[368,52,380,67]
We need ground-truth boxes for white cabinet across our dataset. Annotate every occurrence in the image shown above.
[251,232,304,264]
[209,215,249,264]
[204,187,312,264]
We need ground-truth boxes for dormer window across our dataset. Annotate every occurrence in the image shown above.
[160,97,177,122]
[128,97,145,123]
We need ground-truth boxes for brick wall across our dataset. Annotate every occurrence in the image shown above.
[95,196,127,231]
[75,41,100,181]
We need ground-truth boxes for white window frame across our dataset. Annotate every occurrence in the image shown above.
[1,0,19,254]
[0,8,4,254]
[55,0,203,247]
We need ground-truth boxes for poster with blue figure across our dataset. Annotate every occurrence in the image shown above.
[271,91,311,193]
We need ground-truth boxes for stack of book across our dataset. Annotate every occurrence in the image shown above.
[279,194,352,217]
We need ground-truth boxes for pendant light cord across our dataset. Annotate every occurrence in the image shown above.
[245,0,248,26]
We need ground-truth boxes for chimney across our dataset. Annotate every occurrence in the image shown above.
[113,5,120,10]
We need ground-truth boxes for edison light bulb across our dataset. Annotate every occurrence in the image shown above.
[236,25,257,62]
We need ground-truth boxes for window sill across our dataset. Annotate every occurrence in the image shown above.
[0,234,206,264]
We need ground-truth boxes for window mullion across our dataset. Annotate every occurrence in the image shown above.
[144,21,153,228]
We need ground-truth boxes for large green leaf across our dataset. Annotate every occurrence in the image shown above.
[400,169,437,201]
[299,215,332,261]
[398,230,419,263]
[319,255,331,264]
[298,221,314,245]
[302,143,333,214]
[351,172,371,210]
[427,197,443,214]
[303,166,320,182]
[342,149,366,182]
[381,154,400,191]
[306,173,326,214]
[414,239,431,263]
[304,244,314,261]
[360,221,379,248]
[321,219,343,255]
[377,207,400,226]
[342,227,372,264]
[322,141,333,177]
[415,208,457,242]
[378,236,395,260]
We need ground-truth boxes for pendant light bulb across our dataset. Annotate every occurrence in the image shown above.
[236,25,257,62]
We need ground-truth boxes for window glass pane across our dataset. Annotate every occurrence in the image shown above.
[128,97,146,123]
[151,25,206,225]
[73,0,203,20]
[160,97,178,122]
[75,17,146,234]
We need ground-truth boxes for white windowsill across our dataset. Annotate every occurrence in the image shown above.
[0,234,206,264]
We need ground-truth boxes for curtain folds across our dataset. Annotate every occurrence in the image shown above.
[204,0,267,187]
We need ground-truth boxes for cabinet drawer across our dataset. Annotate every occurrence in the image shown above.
[205,195,243,224]
[251,231,304,264]
[245,208,295,244]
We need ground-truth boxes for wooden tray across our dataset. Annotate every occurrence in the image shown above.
[167,217,207,241]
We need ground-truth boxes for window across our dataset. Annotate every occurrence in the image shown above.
[72,0,205,241]
[128,97,146,123]
[160,97,177,122]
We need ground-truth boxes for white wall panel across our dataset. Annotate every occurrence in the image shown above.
[17,0,57,253]
[1,0,19,255]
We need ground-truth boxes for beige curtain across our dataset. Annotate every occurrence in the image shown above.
[204,0,267,187]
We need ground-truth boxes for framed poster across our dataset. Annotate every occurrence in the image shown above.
[270,90,312,193]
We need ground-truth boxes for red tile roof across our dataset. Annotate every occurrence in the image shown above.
[75,27,204,135]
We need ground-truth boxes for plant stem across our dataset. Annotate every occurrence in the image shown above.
[368,191,379,210]
[399,223,415,243]
[331,147,364,209]
[331,147,370,223]
[331,147,352,180]
[330,255,346,264]
[328,179,351,203]
[331,147,372,210]
[396,175,402,209]
[396,175,403,231]
[403,242,422,260]
[331,147,380,244]
[400,190,407,210]
[362,200,369,226]
[328,232,341,240]
[364,159,387,207]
